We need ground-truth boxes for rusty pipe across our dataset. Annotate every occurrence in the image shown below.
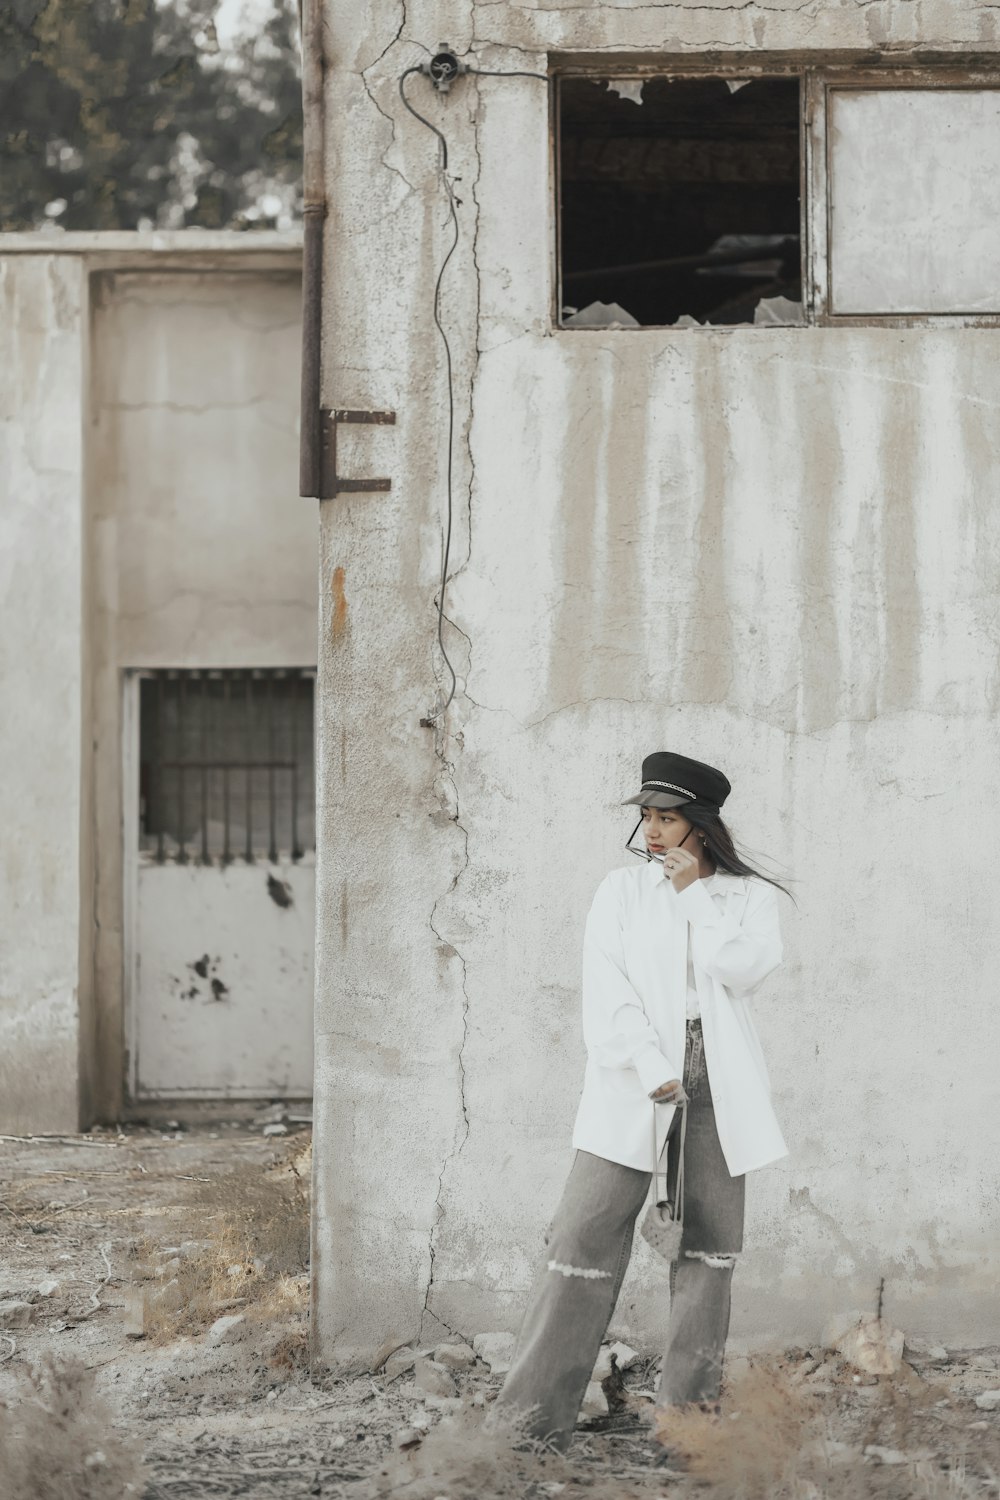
[299,0,326,498]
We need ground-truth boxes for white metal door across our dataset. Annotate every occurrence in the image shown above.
[125,668,315,1099]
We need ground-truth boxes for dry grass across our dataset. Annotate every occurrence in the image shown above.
[0,1350,146,1500]
[654,1355,857,1498]
[362,1399,665,1500]
[125,1136,310,1342]
[650,1352,1000,1500]
[362,1354,1000,1500]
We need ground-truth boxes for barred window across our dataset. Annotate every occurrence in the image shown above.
[138,668,315,864]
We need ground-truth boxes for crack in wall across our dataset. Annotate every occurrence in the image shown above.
[420,723,472,1344]
[360,3,418,196]
[361,1,407,73]
[101,397,270,414]
[418,68,485,1343]
[424,73,483,711]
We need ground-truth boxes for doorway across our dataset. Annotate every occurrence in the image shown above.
[123,667,315,1101]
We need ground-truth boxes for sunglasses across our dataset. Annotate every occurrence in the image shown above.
[626,817,697,864]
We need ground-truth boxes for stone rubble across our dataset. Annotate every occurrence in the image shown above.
[0,1300,34,1328]
[383,1346,418,1380]
[593,1340,640,1381]
[826,1313,904,1375]
[580,1379,609,1417]
[412,1356,458,1399]
[472,1331,516,1374]
[206,1313,246,1346]
[434,1340,477,1371]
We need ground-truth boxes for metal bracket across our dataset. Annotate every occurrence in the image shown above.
[319,408,396,500]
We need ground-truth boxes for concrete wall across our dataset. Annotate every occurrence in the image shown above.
[313,3,1000,1371]
[0,256,88,1134]
[88,265,315,1119]
[0,236,311,1132]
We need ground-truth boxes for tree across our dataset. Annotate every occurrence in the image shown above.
[0,0,303,231]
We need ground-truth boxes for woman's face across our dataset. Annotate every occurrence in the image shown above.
[641,805,695,856]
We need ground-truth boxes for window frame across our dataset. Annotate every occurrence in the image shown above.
[132,665,317,868]
[550,60,1000,331]
[809,66,1000,326]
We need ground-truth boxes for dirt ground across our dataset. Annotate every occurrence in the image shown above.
[1,1122,999,1500]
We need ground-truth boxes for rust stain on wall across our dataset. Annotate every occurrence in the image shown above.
[331,565,348,641]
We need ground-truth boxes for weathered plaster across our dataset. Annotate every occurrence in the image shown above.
[470,0,1000,55]
[314,1,1000,1372]
[0,256,87,1133]
[88,267,317,1119]
[0,240,314,1130]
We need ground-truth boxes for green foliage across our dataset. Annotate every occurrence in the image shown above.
[0,0,302,231]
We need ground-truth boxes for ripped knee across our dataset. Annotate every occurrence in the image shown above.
[547,1259,613,1280]
[683,1249,738,1269]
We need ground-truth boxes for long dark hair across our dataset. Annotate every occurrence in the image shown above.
[653,800,797,906]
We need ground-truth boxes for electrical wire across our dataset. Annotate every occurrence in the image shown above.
[399,65,452,170]
[398,61,547,720]
[466,68,549,81]
[399,66,460,718]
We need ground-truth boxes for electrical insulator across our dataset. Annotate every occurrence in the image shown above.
[421,46,467,95]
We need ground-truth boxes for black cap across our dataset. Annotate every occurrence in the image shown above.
[622,751,731,812]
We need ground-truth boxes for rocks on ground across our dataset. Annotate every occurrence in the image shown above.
[903,1336,950,1365]
[377,1332,640,1409]
[383,1346,418,1380]
[434,1340,476,1371]
[473,1331,516,1375]
[822,1311,904,1375]
[206,1314,247,1346]
[593,1341,640,1381]
[0,1300,35,1328]
[413,1356,458,1399]
[581,1380,609,1417]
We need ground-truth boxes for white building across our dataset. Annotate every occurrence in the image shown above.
[0,232,317,1131]
[306,4,1000,1371]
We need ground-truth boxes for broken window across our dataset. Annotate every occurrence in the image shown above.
[557,74,803,329]
[828,88,1000,315]
[138,668,315,864]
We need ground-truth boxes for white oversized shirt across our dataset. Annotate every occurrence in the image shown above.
[685,924,701,1019]
[570,860,789,1178]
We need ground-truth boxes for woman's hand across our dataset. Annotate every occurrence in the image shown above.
[661,845,700,893]
[649,1078,687,1104]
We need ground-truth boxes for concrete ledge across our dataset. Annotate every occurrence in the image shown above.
[0,230,302,255]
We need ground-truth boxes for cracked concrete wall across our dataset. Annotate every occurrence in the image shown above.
[0,256,89,1134]
[314,2,1000,1372]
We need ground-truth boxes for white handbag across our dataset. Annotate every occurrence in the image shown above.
[639,1096,687,1261]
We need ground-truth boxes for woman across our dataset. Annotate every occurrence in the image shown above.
[491,750,794,1454]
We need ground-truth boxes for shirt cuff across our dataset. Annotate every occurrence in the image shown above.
[634,1041,676,1095]
[673,877,723,927]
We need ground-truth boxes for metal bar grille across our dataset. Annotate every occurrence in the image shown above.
[138,668,315,865]
[222,672,231,865]
[178,673,187,864]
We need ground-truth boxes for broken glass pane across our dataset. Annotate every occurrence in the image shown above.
[559,75,802,327]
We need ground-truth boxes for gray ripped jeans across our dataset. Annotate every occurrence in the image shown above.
[491,1017,745,1452]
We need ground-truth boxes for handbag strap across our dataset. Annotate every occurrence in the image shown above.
[651,1097,687,1221]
